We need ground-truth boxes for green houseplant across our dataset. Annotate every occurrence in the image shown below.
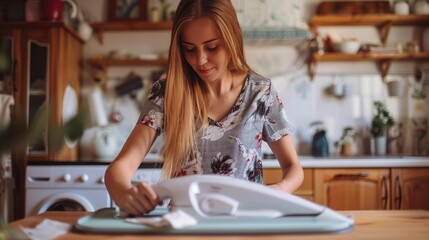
[371,101,395,137]
[371,101,395,155]
[334,127,357,157]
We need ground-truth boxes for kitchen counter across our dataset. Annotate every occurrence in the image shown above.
[7,210,429,239]
[264,156,429,168]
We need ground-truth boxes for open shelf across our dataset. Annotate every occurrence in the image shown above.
[91,21,173,44]
[308,52,429,80]
[88,58,168,67]
[311,52,429,61]
[311,14,429,27]
[308,14,429,80]
[310,14,429,45]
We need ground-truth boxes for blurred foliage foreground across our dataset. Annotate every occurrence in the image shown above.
[0,103,86,156]
[0,34,85,156]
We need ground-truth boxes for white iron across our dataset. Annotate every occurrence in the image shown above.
[152,175,354,225]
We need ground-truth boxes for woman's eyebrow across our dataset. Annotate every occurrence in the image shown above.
[182,38,220,45]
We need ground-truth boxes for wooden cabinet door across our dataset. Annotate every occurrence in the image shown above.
[392,168,429,210]
[19,25,81,161]
[314,168,390,210]
[21,29,52,157]
[263,168,314,201]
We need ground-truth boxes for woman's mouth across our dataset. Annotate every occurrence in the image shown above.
[199,67,213,76]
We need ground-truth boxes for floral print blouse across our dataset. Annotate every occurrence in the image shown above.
[138,72,293,184]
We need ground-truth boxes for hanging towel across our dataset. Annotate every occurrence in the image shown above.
[0,94,14,129]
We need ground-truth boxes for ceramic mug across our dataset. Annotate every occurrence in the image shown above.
[41,0,63,21]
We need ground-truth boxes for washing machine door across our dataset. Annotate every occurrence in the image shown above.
[36,193,95,215]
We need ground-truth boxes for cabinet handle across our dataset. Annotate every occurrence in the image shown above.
[12,59,17,93]
[381,175,388,210]
[394,175,402,209]
[333,173,369,178]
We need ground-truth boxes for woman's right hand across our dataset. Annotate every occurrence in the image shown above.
[114,182,160,216]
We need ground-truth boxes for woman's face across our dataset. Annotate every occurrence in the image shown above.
[181,17,230,83]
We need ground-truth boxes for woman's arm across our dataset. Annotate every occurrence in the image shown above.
[267,134,304,193]
[104,124,159,215]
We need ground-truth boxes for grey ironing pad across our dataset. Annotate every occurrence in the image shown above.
[74,208,354,235]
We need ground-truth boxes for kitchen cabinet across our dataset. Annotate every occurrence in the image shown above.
[391,168,429,210]
[263,168,314,201]
[0,22,83,161]
[308,14,429,80]
[314,168,390,210]
[265,166,429,211]
[0,22,83,220]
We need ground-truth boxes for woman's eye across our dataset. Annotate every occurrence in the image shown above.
[207,46,217,51]
[184,48,195,53]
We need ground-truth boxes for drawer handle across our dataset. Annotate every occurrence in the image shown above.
[333,173,369,178]
[394,175,402,209]
[381,175,388,210]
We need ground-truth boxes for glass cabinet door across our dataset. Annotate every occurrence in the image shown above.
[0,37,13,94]
[27,40,49,154]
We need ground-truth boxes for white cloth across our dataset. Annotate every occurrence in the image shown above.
[125,209,197,229]
[0,94,14,129]
[11,219,71,240]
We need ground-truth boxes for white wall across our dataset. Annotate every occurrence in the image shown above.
[75,0,429,159]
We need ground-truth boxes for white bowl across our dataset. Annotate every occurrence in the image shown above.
[333,41,361,54]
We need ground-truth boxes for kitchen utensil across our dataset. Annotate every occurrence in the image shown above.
[109,98,123,123]
[333,40,360,54]
[94,127,118,161]
[62,85,78,147]
[310,121,330,157]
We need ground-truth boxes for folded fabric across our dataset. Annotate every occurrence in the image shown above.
[125,209,197,229]
[11,219,71,240]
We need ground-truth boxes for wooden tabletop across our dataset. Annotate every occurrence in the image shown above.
[7,210,429,240]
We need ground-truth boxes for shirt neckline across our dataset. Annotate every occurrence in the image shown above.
[208,72,251,126]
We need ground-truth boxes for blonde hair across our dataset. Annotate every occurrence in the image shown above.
[162,0,251,179]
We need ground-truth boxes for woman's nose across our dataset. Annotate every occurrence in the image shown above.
[197,50,207,66]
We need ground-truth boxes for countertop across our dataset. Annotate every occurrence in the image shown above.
[264,156,429,168]
[7,210,429,240]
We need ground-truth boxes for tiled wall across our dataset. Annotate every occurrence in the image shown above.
[77,0,429,158]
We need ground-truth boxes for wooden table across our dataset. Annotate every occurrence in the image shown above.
[7,210,429,240]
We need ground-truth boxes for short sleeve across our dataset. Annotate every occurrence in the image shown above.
[262,82,294,142]
[137,80,165,135]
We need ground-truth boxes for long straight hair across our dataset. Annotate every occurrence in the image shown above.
[162,0,251,179]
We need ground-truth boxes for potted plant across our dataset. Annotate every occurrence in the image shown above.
[371,101,395,155]
[334,127,357,157]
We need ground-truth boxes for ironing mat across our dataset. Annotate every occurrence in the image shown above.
[74,208,353,235]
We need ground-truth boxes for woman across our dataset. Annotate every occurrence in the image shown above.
[105,0,303,216]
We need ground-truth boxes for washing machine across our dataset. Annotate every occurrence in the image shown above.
[25,162,162,217]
